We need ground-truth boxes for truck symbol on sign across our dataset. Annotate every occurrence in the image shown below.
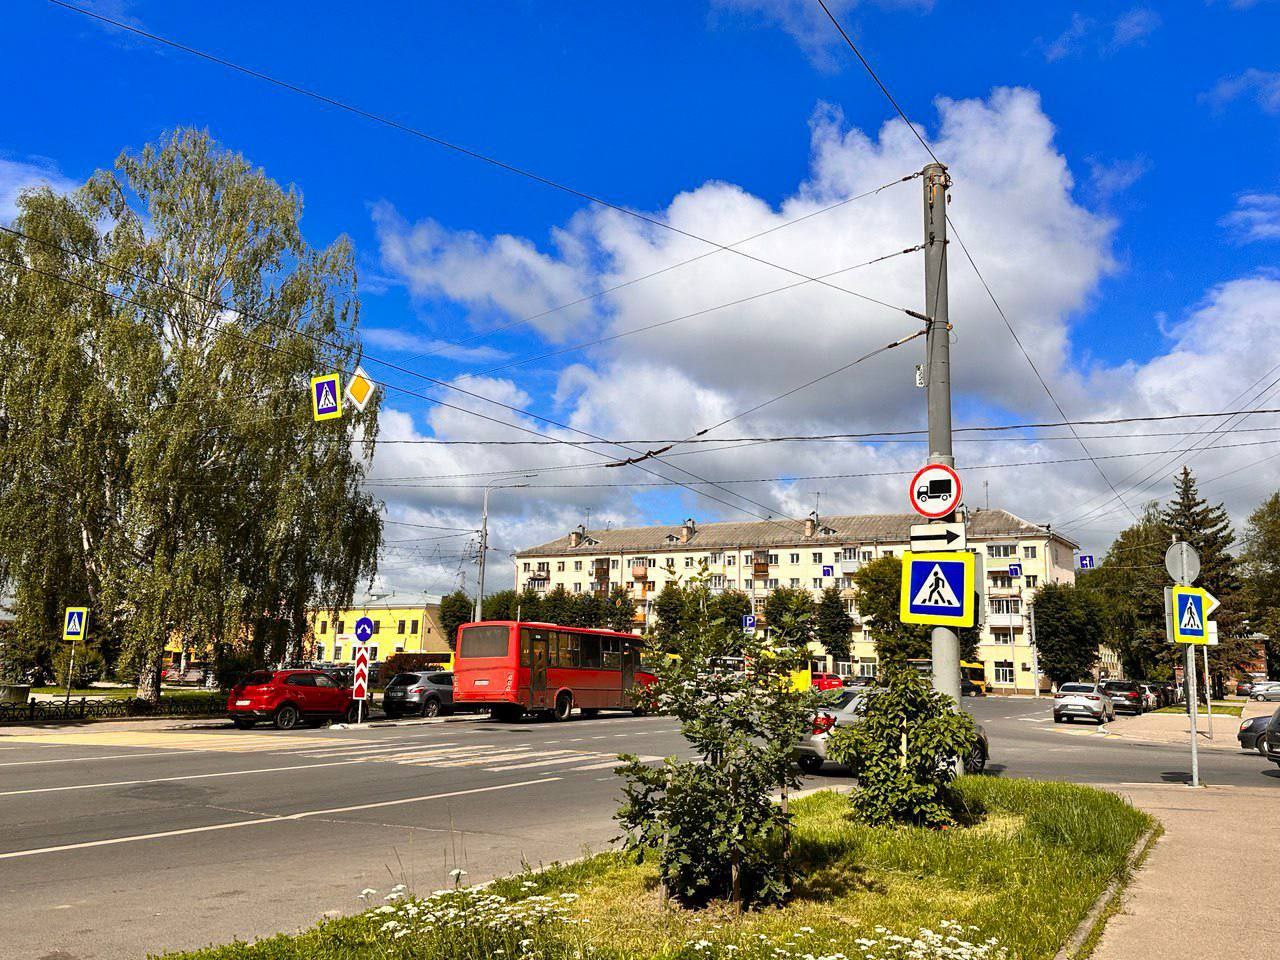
[915,477,954,504]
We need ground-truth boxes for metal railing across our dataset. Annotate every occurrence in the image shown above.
[0,694,227,724]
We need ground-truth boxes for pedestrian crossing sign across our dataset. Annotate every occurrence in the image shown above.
[311,373,342,422]
[1171,585,1217,645]
[63,606,89,641]
[900,550,976,627]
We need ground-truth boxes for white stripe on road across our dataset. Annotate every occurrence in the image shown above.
[0,750,207,767]
[0,759,369,797]
[563,755,661,772]
[0,777,562,860]
[436,749,581,768]
[485,753,615,771]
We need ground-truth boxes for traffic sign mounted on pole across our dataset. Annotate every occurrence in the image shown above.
[62,606,88,641]
[909,522,966,551]
[1007,562,1023,579]
[900,550,976,627]
[344,366,377,413]
[1078,554,1095,570]
[908,464,962,519]
[311,373,343,421]
[352,642,371,701]
[742,614,757,633]
[354,616,375,644]
[1171,585,1218,645]
[1165,542,1200,585]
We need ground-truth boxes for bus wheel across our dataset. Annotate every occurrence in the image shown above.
[553,692,574,722]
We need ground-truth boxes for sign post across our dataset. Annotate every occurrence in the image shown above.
[62,607,88,708]
[900,551,977,628]
[741,614,757,634]
[1163,542,1218,787]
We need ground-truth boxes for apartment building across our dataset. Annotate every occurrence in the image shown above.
[514,509,1078,694]
[305,596,451,664]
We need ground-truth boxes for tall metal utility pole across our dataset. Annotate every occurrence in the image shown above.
[474,479,531,622]
[922,161,961,704]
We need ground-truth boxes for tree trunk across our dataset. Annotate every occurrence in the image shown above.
[135,652,161,702]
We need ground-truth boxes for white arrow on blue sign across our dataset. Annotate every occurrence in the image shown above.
[1008,562,1023,578]
[354,616,375,642]
[1079,555,1095,570]
[822,565,834,577]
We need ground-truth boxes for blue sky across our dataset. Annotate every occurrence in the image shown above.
[5,1,1280,592]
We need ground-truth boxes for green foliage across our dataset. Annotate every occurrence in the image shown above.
[1032,583,1104,686]
[617,573,823,907]
[763,586,815,644]
[604,585,637,632]
[652,581,686,648]
[0,129,381,698]
[826,665,977,827]
[540,584,574,625]
[1242,492,1280,677]
[439,590,474,650]
[852,557,930,664]
[815,586,853,662]
[479,589,519,621]
[517,586,544,622]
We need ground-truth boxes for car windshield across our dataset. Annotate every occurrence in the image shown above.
[1060,684,1093,693]
[385,674,420,688]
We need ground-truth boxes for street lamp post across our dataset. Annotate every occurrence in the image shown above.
[475,478,532,622]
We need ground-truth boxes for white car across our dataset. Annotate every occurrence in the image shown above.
[1053,682,1116,725]
[1139,684,1159,710]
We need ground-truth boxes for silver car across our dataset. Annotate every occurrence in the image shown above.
[381,671,454,718]
[1053,682,1116,724]
[1251,682,1280,702]
[795,690,988,775]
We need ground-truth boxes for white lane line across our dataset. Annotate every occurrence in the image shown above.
[437,749,582,768]
[485,753,610,772]
[590,736,607,740]
[0,777,562,861]
[0,759,369,797]
[293,741,480,759]
[0,750,207,768]
[562,755,660,772]
[361,745,495,763]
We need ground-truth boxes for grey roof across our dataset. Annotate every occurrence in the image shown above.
[516,509,1077,557]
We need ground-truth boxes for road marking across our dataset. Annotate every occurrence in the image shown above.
[0,750,207,767]
[565,755,660,771]
[485,752,613,771]
[0,759,369,797]
[0,777,562,861]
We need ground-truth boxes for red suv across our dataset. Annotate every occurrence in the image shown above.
[811,672,845,691]
[227,670,356,730]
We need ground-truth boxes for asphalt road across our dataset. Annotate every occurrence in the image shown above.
[1,697,1275,960]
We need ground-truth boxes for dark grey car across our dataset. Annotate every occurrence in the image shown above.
[382,671,454,718]
[1237,710,1278,754]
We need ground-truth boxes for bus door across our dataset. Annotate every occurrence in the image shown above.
[530,638,549,709]
[620,645,637,707]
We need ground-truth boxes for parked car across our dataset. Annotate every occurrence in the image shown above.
[810,672,844,692]
[382,671,455,718]
[795,690,988,775]
[1053,682,1117,725]
[1138,684,1160,711]
[841,675,874,688]
[1236,680,1255,697]
[1251,682,1280,702]
[1100,680,1145,715]
[1262,709,1280,766]
[1237,710,1278,754]
[961,677,985,697]
[227,669,356,730]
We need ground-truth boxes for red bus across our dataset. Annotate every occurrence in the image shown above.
[453,621,654,721]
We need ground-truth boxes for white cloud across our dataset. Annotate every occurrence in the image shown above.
[1041,8,1160,62]
[1110,8,1161,48]
[1202,68,1280,114]
[708,0,933,67]
[367,86,1280,593]
[1221,194,1280,243]
[361,327,511,364]
[0,156,77,222]
[1043,13,1093,62]
[1086,156,1150,201]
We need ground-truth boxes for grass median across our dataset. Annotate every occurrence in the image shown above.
[1152,702,1242,717]
[154,777,1152,960]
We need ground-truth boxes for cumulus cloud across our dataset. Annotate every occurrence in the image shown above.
[1221,194,1280,243]
[1202,68,1280,114]
[708,0,933,67]
[367,87,1279,593]
[0,156,78,222]
[361,327,511,364]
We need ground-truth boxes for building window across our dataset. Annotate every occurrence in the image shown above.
[789,553,800,564]
[988,544,1017,559]
[744,578,753,589]
[768,553,779,564]
[573,582,582,593]
[611,558,619,569]
[319,621,327,635]
[861,550,873,562]
[993,630,1014,645]
[753,597,767,615]
[368,646,378,660]
[994,661,1015,684]
[1024,545,1037,559]
[842,547,858,560]
[557,561,565,572]
[523,562,530,572]
[845,599,858,616]
[710,574,725,589]
[812,552,823,563]
[1026,575,1038,589]
[767,578,779,589]
[859,657,878,678]
[991,574,1013,590]
[991,598,1022,616]
[332,645,342,660]
[537,561,549,572]
[883,549,894,557]
[411,620,419,633]
[372,621,381,634]
[726,555,735,566]
[788,578,799,588]
[314,644,324,660]
[709,552,723,564]
[812,577,823,588]
[574,560,583,571]
[685,557,694,568]
[336,620,345,634]
[397,620,406,635]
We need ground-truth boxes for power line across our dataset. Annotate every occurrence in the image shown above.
[46,0,925,324]
[400,173,922,367]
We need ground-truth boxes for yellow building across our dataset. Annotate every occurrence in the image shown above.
[306,596,451,664]
[515,510,1079,695]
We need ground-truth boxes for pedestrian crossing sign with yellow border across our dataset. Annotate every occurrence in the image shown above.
[899,550,976,627]
[310,373,342,421]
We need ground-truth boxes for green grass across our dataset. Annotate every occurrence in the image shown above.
[1153,702,1242,717]
[152,778,1152,960]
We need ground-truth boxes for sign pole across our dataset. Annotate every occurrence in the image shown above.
[922,161,961,708]
[64,641,76,708]
[1186,642,1199,787]
[1202,644,1213,741]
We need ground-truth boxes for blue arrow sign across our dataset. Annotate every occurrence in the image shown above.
[1008,562,1023,578]
[354,616,375,642]
[1078,555,1095,570]
[822,565,834,577]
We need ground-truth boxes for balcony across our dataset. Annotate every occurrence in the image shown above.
[528,570,549,582]
[752,563,770,578]
[631,564,648,580]
[840,558,862,574]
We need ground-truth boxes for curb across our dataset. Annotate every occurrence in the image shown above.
[1053,820,1162,960]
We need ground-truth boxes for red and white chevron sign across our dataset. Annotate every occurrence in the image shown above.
[352,643,370,701]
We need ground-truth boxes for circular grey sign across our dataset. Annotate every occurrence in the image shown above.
[1164,541,1200,585]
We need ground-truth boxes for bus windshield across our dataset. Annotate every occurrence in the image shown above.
[458,624,512,659]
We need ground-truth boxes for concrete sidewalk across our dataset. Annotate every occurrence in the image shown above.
[1070,709,1248,750]
[1095,780,1280,960]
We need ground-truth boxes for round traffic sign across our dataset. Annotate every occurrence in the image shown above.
[354,616,375,641]
[909,463,962,519]
[1164,542,1200,585]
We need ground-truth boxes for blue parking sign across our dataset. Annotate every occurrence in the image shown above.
[742,614,756,632]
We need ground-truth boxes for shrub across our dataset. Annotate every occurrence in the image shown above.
[826,664,977,827]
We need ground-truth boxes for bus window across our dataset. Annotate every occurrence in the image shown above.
[602,637,622,670]
[555,631,578,668]
[579,633,601,668]
[458,624,512,659]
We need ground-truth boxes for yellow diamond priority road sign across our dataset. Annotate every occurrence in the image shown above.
[344,365,376,413]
